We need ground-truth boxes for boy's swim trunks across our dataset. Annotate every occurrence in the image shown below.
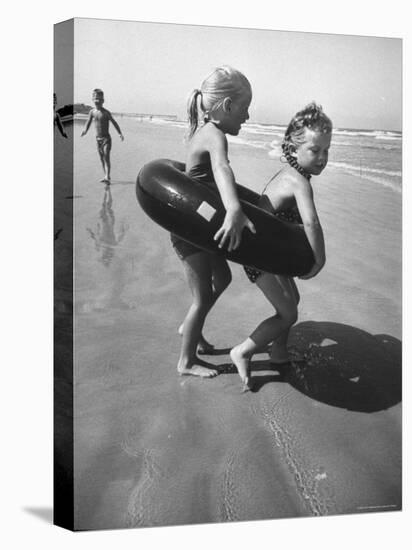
[96,135,112,155]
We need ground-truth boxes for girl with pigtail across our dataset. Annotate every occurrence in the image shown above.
[172,66,256,379]
[232,102,332,391]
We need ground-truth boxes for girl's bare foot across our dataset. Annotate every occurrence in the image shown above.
[177,357,218,378]
[230,346,253,392]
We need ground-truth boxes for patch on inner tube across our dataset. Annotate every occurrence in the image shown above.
[196,201,216,221]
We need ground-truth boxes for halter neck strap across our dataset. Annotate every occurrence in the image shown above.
[262,152,311,195]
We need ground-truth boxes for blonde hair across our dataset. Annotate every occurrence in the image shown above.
[187,66,252,138]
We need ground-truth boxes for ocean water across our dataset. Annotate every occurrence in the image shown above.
[147,117,402,194]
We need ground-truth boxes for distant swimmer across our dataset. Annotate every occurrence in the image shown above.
[81,89,124,184]
[54,93,68,138]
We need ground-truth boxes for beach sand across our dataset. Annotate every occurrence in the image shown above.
[55,118,402,530]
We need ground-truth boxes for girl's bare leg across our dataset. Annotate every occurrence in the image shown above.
[269,279,303,365]
[177,252,218,377]
[269,330,290,363]
[231,273,298,389]
[178,255,231,354]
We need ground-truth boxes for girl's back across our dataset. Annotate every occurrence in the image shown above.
[261,165,305,216]
[186,121,223,174]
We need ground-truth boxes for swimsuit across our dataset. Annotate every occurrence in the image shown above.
[170,159,218,260]
[96,135,112,155]
[243,169,305,283]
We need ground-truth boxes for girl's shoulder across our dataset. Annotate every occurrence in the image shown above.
[191,122,227,153]
[266,166,311,198]
[279,165,311,188]
[269,165,302,185]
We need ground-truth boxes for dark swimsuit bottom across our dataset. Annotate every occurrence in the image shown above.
[170,160,217,260]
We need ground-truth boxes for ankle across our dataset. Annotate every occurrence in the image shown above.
[232,342,253,360]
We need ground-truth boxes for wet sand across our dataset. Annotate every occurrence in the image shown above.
[55,118,401,530]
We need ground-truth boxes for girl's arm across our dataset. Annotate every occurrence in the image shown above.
[293,178,325,279]
[207,128,255,251]
[81,110,93,136]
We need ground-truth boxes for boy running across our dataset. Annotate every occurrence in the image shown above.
[81,89,124,183]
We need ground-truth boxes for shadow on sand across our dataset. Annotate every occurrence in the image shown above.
[219,321,401,412]
[201,347,232,356]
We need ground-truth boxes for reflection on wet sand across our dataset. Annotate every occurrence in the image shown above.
[86,186,129,267]
[79,186,133,313]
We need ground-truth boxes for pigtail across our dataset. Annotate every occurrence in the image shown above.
[186,67,252,140]
[187,88,202,139]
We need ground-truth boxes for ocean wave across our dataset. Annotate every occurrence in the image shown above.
[375,135,401,141]
[239,124,396,140]
[328,161,401,178]
[242,125,401,141]
[328,161,401,193]
[331,138,398,149]
[268,149,279,159]
[149,118,187,128]
[245,123,286,132]
[242,128,284,137]
[242,124,285,137]
[136,117,402,143]
[333,128,402,139]
[228,135,269,150]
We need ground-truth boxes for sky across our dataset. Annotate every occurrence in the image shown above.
[55,17,402,131]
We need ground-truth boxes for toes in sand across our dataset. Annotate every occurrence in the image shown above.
[178,363,218,378]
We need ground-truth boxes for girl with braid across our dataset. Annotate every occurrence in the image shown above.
[172,66,255,378]
[231,102,332,391]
